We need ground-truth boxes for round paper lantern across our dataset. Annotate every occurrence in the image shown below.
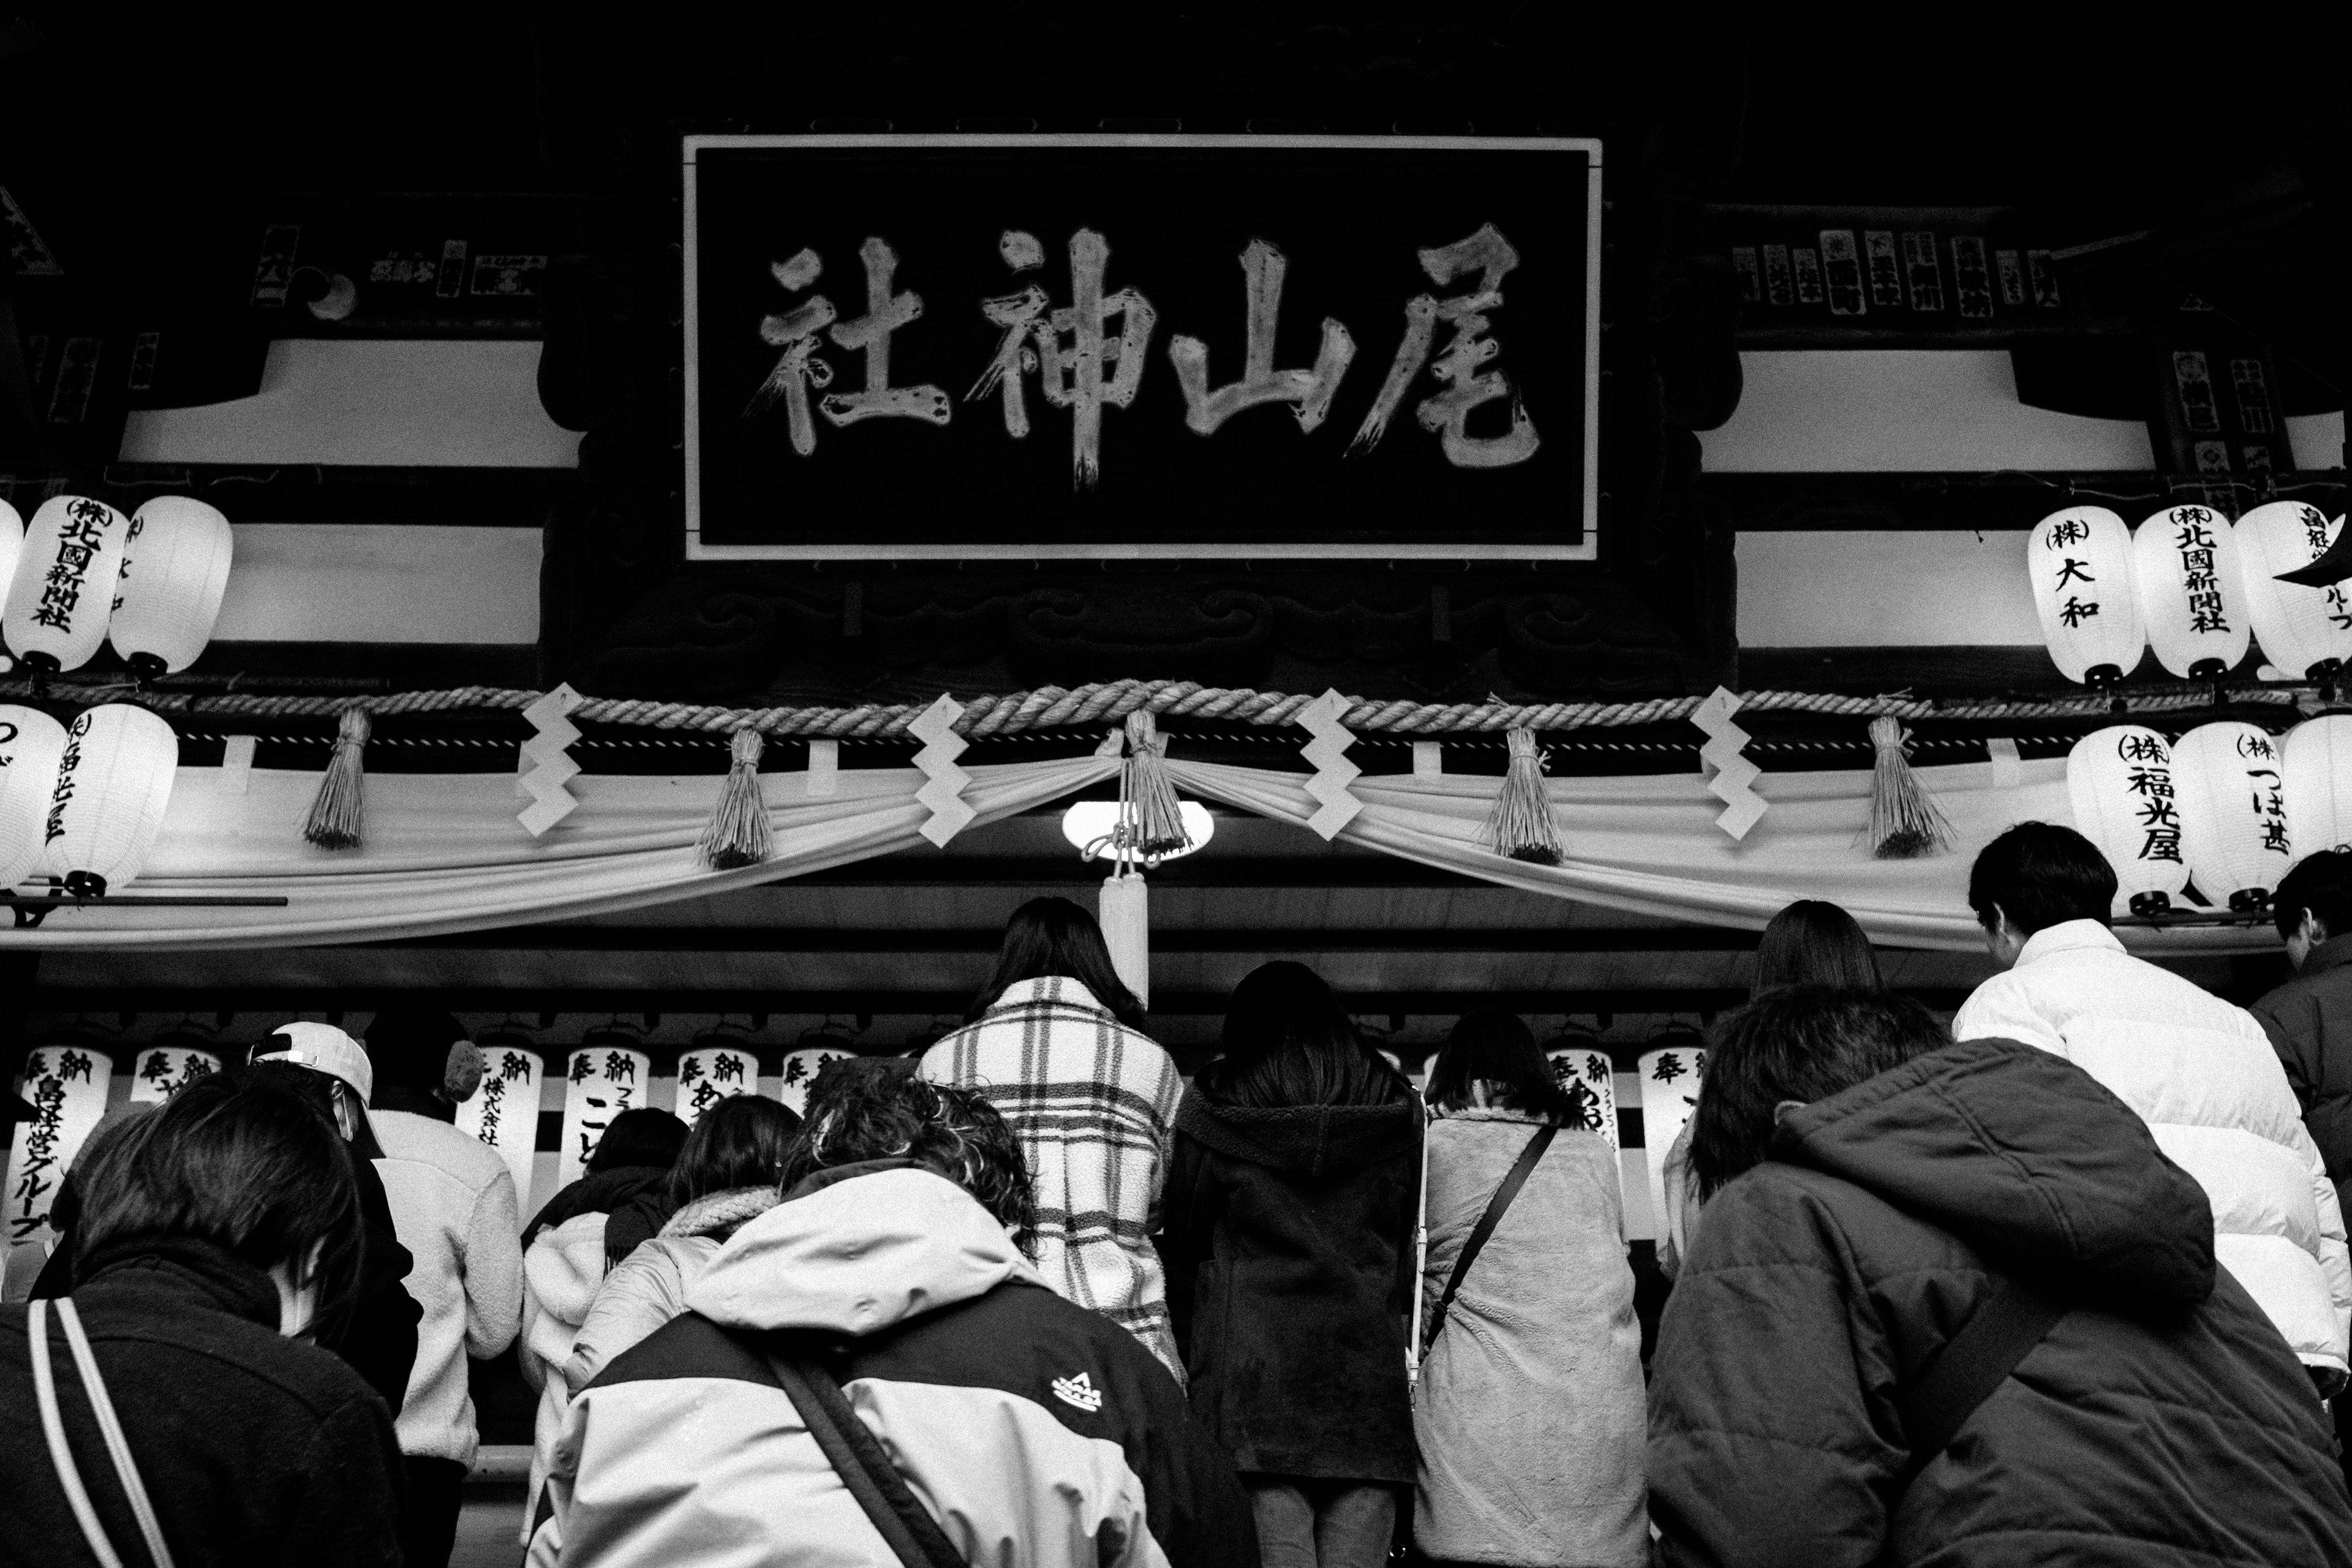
[2232,502,2352,683]
[42,703,179,897]
[777,1047,851,1116]
[2065,725,2193,914]
[2284,715,2352,856]
[0,497,24,609]
[0,496,129,674]
[2133,504,2251,679]
[0,704,68,889]
[110,497,234,678]
[2171,721,2293,911]
[2027,506,2143,685]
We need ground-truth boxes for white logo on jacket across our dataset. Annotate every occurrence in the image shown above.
[1050,1371,1103,1413]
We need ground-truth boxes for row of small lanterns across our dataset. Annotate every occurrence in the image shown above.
[2070,715,2348,915]
[2030,500,2349,687]
[0,494,232,896]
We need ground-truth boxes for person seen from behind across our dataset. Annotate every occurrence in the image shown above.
[1659,897,1883,1278]
[0,1070,405,1566]
[530,1057,1257,1567]
[1953,822,2352,1391]
[1412,1010,1646,1567]
[1161,960,1420,1568]
[242,1028,424,1414]
[364,1007,524,1568]
[921,895,1187,1381]
[1648,986,2352,1565]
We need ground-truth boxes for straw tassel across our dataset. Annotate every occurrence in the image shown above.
[698,727,772,870]
[1866,715,1953,858]
[1483,727,1566,865]
[1118,710,1192,859]
[302,707,371,850]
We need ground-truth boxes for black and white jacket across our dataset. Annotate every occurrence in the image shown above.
[529,1164,1257,1567]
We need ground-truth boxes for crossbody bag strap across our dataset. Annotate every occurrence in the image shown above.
[761,1343,966,1568]
[1896,1273,2069,1488]
[29,1297,177,1568]
[1423,1121,1556,1356]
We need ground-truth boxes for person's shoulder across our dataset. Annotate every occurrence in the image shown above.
[96,1299,390,1425]
[374,1110,510,1188]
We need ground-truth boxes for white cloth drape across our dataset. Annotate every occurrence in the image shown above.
[0,751,2273,955]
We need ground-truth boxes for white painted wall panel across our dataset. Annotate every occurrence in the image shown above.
[120,340,579,469]
[1738,530,2039,647]
[214,524,540,643]
[1701,350,2154,472]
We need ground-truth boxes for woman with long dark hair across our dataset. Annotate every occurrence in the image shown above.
[1660,898,1884,1277]
[0,1071,405,1565]
[1162,960,1421,1568]
[1411,1011,1646,1566]
[920,895,1186,1381]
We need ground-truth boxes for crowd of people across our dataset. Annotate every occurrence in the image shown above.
[11,833,2352,1565]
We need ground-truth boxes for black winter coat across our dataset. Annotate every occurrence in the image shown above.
[0,1237,406,1567]
[2255,932,2352,1213]
[1649,1035,2352,1567]
[1160,1090,1420,1483]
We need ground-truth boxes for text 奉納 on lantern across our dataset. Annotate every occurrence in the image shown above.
[2133,505,2252,681]
[110,497,235,679]
[42,703,179,897]
[2029,506,2143,687]
[2065,725,2193,916]
[1,497,130,675]
[2169,721,2293,912]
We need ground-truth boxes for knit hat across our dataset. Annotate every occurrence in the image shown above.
[254,1021,374,1104]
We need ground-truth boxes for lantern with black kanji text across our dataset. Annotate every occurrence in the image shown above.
[0,499,23,614]
[41,703,179,897]
[110,496,234,679]
[2170,721,2293,911]
[2065,725,2193,915]
[2028,506,2143,686]
[2133,505,2251,680]
[0,704,68,890]
[0,496,130,674]
[2234,502,2352,685]
[2284,715,2352,858]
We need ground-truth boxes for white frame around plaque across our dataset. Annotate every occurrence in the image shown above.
[682,132,1605,564]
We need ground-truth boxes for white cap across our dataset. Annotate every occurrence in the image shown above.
[254,1021,374,1104]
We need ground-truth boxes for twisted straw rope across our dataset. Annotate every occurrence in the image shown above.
[0,674,2313,738]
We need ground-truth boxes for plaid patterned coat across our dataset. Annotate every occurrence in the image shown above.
[920,976,1185,1382]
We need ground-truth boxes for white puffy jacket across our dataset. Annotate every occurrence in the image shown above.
[1954,919,2352,1381]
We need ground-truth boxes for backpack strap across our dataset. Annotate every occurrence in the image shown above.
[1423,1122,1556,1356]
[760,1340,966,1568]
[1896,1273,2069,1488]
[29,1297,178,1568]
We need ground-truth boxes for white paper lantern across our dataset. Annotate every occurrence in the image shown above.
[2284,715,2352,856]
[2027,506,2143,685]
[777,1047,851,1116]
[2065,726,2194,914]
[458,1044,544,1213]
[1545,1039,1620,1152]
[2133,504,2251,679]
[676,1044,759,1125]
[0,499,23,611]
[1637,1041,1706,1243]
[2232,502,2352,682]
[2171,721,2293,910]
[42,704,179,897]
[127,1046,221,1104]
[6,1044,115,1245]
[0,704,68,889]
[0,496,129,674]
[110,497,234,678]
[558,1044,650,1183]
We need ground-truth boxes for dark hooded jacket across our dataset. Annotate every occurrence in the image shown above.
[1160,1088,1420,1483]
[1649,1035,2352,1567]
